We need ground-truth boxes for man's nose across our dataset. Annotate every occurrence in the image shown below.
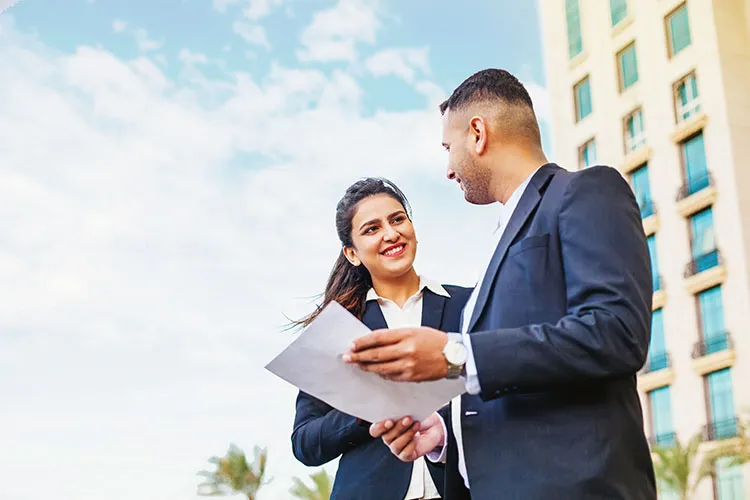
[446,168,456,180]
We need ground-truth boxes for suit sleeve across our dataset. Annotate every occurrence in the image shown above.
[291,390,373,466]
[470,166,653,400]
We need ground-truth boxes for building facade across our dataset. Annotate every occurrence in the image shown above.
[539,0,750,498]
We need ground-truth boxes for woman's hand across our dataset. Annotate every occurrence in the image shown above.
[369,413,445,462]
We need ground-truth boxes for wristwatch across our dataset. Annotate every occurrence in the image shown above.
[443,333,467,379]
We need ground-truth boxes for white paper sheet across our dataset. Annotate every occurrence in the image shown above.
[265,301,466,424]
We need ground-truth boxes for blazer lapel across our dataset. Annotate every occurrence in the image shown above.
[361,300,388,330]
[467,164,558,333]
[421,288,447,330]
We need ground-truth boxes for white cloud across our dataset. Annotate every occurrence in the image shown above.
[297,0,380,63]
[522,79,551,125]
[133,27,164,52]
[243,0,283,20]
[0,0,21,14]
[365,47,430,84]
[112,19,127,33]
[0,15,499,500]
[233,20,270,49]
[178,48,208,65]
[111,21,164,52]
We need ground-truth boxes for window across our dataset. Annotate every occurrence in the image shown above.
[681,132,709,195]
[624,108,646,153]
[617,43,639,91]
[707,369,737,440]
[566,0,583,59]
[649,386,674,446]
[610,0,628,26]
[647,308,667,371]
[666,3,692,57]
[716,456,745,500]
[574,77,592,122]
[631,164,653,219]
[647,235,660,291]
[690,208,716,261]
[578,138,596,169]
[698,286,727,353]
[674,72,700,122]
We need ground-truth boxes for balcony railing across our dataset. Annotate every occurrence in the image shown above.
[702,418,739,441]
[642,351,670,373]
[639,198,656,219]
[676,172,713,201]
[649,432,677,448]
[691,331,733,358]
[625,133,646,154]
[684,249,721,278]
[677,97,701,123]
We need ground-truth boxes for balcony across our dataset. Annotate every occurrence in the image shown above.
[685,249,721,277]
[676,172,717,217]
[640,198,655,219]
[638,351,675,392]
[649,432,677,449]
[692,332,733,358]
[691,332,736,375]
[683,250,726,294]
[643,351,670,373]
[702,418,739,442]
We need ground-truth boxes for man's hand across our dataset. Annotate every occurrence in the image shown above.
[369,413,445,462]
[343,327,449,382]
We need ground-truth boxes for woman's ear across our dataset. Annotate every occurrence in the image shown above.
[342,246,361,267]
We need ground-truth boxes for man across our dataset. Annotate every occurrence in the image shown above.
[343,69,657,499]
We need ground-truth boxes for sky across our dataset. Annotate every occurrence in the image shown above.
[0,1,550,499]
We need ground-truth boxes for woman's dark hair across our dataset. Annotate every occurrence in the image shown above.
[292,177,412,329]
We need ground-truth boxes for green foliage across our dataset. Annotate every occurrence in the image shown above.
[197,444,269,500]
[290,469,332,500]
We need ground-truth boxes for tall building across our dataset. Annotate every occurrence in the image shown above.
[539,0,750,498]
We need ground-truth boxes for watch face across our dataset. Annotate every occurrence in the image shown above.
[446,342,467,365]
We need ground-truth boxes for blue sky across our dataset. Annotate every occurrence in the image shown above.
[0,1,550,499]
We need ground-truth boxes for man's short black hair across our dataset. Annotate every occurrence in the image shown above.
[440,68,534,115]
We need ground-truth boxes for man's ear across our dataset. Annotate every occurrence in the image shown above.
[469,116,488,155]
[343,246,361,266]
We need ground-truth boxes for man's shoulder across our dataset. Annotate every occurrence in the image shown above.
[550,165,630,198]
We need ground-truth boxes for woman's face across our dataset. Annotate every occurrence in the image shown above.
[344,194,417,282]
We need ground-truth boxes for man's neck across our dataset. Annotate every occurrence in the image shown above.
[371,268,421,308]
[491,152,548,204]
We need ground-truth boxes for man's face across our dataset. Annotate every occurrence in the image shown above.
[441,109,494,205]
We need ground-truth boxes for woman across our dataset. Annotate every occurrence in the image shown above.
[290,177,471,500]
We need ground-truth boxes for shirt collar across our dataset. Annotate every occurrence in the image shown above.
[366,275,450,302]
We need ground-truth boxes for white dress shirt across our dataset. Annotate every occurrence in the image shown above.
[366,275,451,500]
[428,168,539,489]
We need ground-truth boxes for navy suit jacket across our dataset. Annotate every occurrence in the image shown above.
[292,285,472,500]
[443,164,657,500]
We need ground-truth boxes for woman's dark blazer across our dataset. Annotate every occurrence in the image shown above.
[291,285,472,500]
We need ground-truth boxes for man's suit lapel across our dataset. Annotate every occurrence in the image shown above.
[467,164,558,333]
[361,300,388,330]
[421,288,446,329]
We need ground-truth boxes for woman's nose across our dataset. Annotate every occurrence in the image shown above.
[383,225,398,241]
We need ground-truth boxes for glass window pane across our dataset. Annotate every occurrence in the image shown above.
[566,0,583,58]
[682,133,708,188]
[668,4,692,55]
[690,208,715,258]
[576,78,592,120]
[619,45,639,89]
[610,0,628,26]
[708,369,736,427]
[716,456,745,500]
[649,308,666,355]
[698,285,725,341]
[649,387,673,438]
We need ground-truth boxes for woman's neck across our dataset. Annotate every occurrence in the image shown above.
[371,268,421,308]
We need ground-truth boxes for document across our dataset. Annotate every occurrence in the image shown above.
[265,301,466,424]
